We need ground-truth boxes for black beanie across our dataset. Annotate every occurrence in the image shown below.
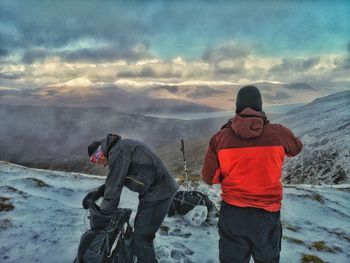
[235,85,262,114]
[88,141,101,157]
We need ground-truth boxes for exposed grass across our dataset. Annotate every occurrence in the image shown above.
[282,221,302,232]
[2,186,18,192]
[311,194,325,204]
[177,174,203,185]
[0,185,28,198]
[25,177,50,188]
[0,196,15,212]
[301,254,325,263]
[309,241,336,253]
[283,236,305,245]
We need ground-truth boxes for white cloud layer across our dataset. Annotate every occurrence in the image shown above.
[1,46,348,95]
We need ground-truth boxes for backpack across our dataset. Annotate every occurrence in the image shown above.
[167,190,218,218]
[74,199,136,263]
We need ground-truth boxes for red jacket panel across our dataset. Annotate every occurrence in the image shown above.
[202,107,303,212]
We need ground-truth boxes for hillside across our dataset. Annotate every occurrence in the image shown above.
[0,84,218,114]
[119,81,320,110]
[0,91,348,184]
[277,91,350,184]
[0,161,349,263]
[0,104,226,174]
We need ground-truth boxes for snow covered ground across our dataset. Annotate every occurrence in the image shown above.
[277,91,350,184]
[1,161,349,263]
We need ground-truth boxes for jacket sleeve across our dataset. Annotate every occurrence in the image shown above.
[97,184,105,195]
[202,134,221,185]
[100,149,131,214]
[277,125,303,157]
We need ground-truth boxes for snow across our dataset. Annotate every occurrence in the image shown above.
[277,91,350,184]
[1,161,350,263]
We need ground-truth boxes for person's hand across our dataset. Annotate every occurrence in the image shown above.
[82,189,104,209]
[82,191,94,209]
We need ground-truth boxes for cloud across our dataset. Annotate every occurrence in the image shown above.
[60,45,150,63]
[269,57,320,74]
[0,1,151,63]
[0,72,24,80]
[0,36,347,98]
[213,59,247,76]
[340,42,350,69]
[22,48,50,64]
[116,60,202,79]
[0,48,8,57]
[202,42,250,77]
[263,91,292,101]
[202,42,250,62]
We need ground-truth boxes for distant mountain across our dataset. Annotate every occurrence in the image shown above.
[284,82,315,91]
[0,80,321,112]
[0,83,218,114]
[117,80,320,110]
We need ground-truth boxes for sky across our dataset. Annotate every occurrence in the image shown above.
[0,0,349,94]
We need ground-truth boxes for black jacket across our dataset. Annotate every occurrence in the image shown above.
[99,134,179,214]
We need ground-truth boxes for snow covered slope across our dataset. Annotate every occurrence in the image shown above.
[277,91,350,184]
[1,161,350,263]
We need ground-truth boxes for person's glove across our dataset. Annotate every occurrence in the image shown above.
[82,184,105,209]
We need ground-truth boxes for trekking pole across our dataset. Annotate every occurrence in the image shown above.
[181,139,189,190]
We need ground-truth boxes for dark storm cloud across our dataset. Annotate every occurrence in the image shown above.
[0,47,8,57]
[342,42,350,69]
[202,42,250,62]
[213,63,245,76]
[0,72,24,80]
[269,57,320,73]
[60,46,150,63]
[333,43,350,70]
[22,48,50,64]
[0,1,151,62]
[202,42,249,76]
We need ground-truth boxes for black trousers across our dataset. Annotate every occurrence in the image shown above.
[133,195,174,263]
[218,201,282,263]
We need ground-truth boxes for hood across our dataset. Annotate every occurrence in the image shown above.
[100,133,121,158]
[231,107,268,139]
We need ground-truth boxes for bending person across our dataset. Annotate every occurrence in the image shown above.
[84,134,179,263]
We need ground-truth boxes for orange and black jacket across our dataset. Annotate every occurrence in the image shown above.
[202,107,303,212]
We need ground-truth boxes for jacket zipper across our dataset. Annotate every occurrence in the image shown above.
[125,176,144,186]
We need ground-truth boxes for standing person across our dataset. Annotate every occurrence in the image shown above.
[84,134,179,263]
[202,86,302,263]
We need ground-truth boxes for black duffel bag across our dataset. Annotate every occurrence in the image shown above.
[167,190,218,218]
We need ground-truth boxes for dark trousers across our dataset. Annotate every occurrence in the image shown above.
[133,195,174,263]
[218,201,282,263]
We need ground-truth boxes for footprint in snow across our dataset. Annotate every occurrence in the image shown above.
[169,228,192,238]
[156,242,195,263]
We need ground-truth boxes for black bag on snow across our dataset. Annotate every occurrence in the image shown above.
[167,190,218,218]
[74,199,135,263]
